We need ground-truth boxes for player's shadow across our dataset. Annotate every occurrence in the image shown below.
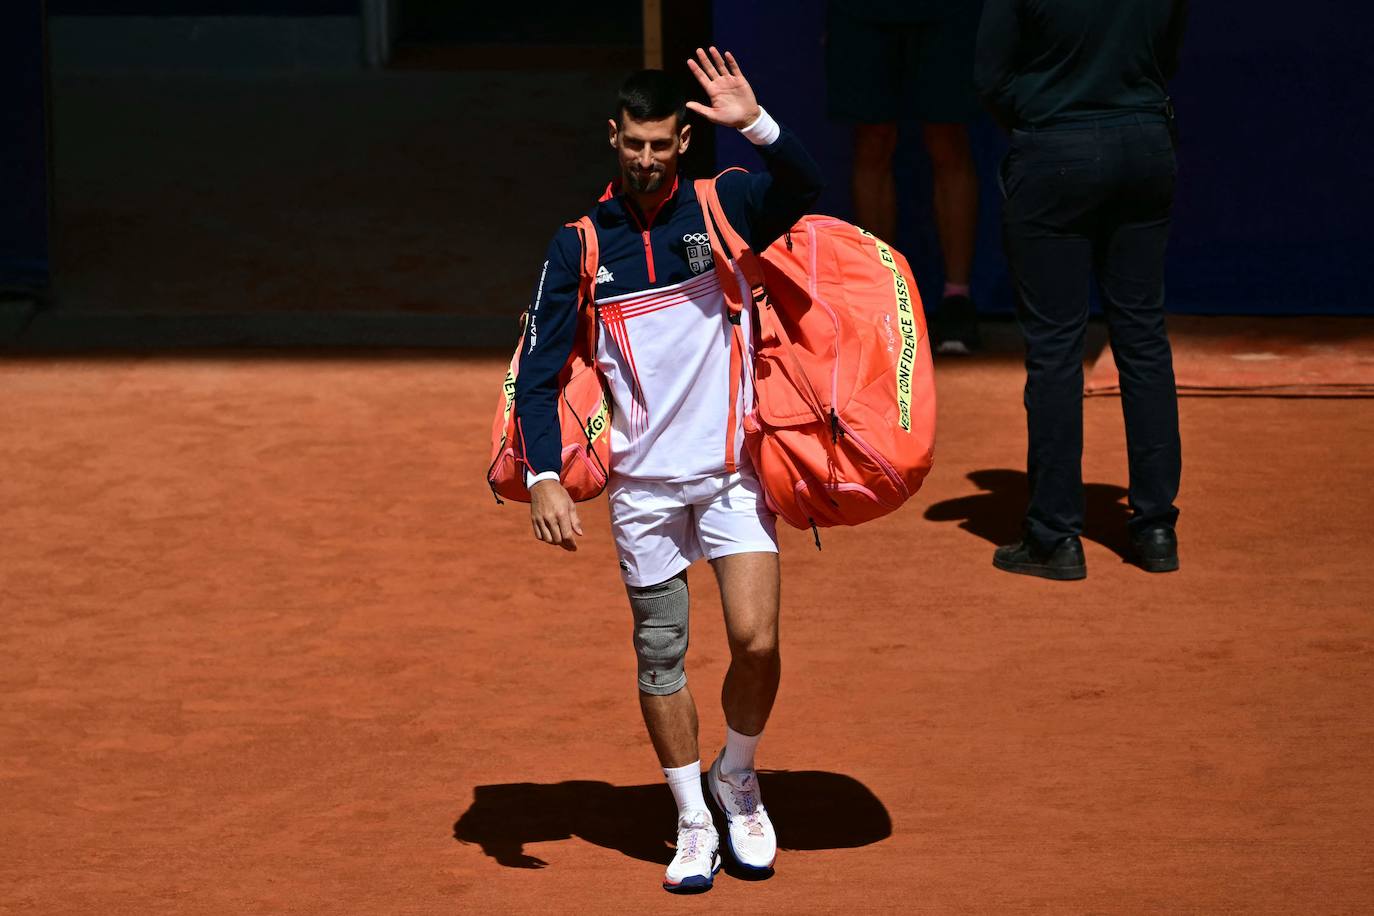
[453,770,891,868]
[924,468,1133,560]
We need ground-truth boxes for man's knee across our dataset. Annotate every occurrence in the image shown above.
[728,627,780,670]
[922,123,973,172]
[628,575,690,696]
[854,123,899,167]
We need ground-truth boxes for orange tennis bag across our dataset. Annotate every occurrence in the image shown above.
[697,174,936,532]
[487,216,612,504]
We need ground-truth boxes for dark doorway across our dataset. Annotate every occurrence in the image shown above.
[391,0,642,71]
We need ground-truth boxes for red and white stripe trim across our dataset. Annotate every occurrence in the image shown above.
[595,271,724,440]
[596,269,719,309]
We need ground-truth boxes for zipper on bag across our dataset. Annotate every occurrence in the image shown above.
[807,222,844,415]
[837,416,908,501]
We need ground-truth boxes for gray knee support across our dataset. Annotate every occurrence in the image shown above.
[628,576,689,696]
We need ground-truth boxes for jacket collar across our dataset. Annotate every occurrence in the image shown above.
[601,174,682,230]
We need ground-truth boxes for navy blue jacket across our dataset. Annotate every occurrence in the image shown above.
[515,125,823,476]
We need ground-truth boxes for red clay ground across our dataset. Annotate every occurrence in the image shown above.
[2,353,1371,914]
[1087,317,1374,397]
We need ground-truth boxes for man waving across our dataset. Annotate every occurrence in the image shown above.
[513,48,822,892]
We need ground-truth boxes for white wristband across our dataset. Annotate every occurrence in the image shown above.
[739,106,781,147]
[526,469,560,489]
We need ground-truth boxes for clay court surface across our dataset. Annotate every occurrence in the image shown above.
[2,352,1371,914]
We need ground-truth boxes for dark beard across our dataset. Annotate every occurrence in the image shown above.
[626,168,664,194]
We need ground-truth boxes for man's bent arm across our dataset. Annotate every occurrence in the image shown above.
[684,46,823,251]
[974,0,1022,131]
[718,110,825,253]
[513,228,582,483]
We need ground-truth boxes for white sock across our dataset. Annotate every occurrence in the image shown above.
[663,761,706,816]
[721,725,762,776]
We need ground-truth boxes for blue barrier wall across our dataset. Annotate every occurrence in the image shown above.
[1,3,50,294]
[713,1,1374,316]
[49,2,354,12]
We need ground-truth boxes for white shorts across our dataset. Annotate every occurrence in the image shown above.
[608,470,779,587]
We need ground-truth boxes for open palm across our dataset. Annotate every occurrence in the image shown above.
[686,47,761,130]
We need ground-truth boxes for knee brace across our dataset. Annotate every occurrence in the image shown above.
[628,576,689,696]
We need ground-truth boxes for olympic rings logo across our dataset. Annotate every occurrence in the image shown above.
[682,233,710,245]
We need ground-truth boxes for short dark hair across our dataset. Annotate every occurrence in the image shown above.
[615,69,687,128]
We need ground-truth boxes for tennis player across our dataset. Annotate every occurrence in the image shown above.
[513,48,822,892]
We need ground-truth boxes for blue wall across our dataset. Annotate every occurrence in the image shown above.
[713,1,1374,316]
[0,2,49,293]
[48,2,355,13]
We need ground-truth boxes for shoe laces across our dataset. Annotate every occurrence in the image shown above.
[724,773,767,834]
[675,812,712,862]
[730,783,758,814]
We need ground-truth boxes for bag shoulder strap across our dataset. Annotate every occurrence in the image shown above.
[694,171,768,300]
[566,215,599,361]
[693,173,756,473]
[697,175,828,424]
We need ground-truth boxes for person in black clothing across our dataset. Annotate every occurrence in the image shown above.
[975,0,1189,578]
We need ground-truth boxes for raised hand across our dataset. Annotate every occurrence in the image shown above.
[686,47,761,130]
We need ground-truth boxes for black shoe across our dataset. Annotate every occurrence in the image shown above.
[932,294,981,355]
[1130,527,1179,573]
[993,536,1087,580]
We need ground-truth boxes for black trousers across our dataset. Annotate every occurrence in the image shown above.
[1001,117,1182,547]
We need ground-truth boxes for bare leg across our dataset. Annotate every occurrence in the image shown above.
[711,552,781,736]
[852,123,900,244]
[639,687,700,769]
[922,122,978,286]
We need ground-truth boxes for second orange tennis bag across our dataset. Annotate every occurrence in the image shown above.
[486,216,611,504]
[697,174,936,532]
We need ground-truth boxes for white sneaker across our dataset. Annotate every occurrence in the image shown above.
[662,810,721,894]
[707,752,777,873]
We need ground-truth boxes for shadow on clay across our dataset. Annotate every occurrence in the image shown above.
[453,770,892,868]
[923,468,1133,560]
